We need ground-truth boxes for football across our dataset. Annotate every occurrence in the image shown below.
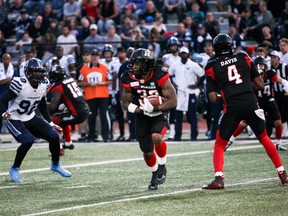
[147,95,163,106]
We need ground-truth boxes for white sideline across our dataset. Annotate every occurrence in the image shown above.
[0,144,263,176]
[21,177,278,216]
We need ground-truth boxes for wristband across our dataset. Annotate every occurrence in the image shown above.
[153,106,160,112]
[128,103,138,113]
[49,122,55,126]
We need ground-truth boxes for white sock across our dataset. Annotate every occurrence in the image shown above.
[277,166,284,173]
[229,135,236,143]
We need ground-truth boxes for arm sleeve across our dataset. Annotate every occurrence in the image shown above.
[0,89,17,115]
[206,76,218,94]
[39,97,51,123]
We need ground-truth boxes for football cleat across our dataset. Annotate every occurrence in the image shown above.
[225,141,233,151]
[276,144,287,151]
[9,166,22,183]
[51,162,72,177]
[278,170,288,185]
[202,176,224,189]
[148,171,159,190]
[62,144,75,150]
[157,164,167,185]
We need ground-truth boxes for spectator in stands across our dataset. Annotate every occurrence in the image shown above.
[173,22,193,50]
[114,0,127,15]
[140,0,158,24]
[40,31,56,64]
[152,13,167,36]
[185,0,209,15]
[7,0,24,36]
[56,25,78,56]
[279,0,288,38]
[47,19,62,38]
[0,30,6,58]
[77,17,92,42]
[0,0,12,38]
[68,17,81,39]
[82,0,99,23]
[83,24,104,51]
[204,11,220,38]
[104,25,122,51]
[15,8,33,42]
[184,15,198,35]
[128,0,146,16]
[63,0,82,21]
[193,23,212,54]
[186,2,206,25]
[253,1,275,40]
[279,38,288,64]
[78,49,112,142]
[257,25,276,50]
[120,4,138,24]
[23,0,45,14]
[15,32,33,55]
[148,27,162,59]
[50,0,65,21]
[227,0,246,27]
[41,2,57,30]
[238,8,258,39]
[97,0,119,34]
[26,15,45,43]
[250,0,260,17]
[129,26,147,49]
[119,16,135,49]
[162,0,184,24]
[141,16,155,38]
[228,25,245,51]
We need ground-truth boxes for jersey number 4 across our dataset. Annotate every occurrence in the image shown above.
[228,65,243,84]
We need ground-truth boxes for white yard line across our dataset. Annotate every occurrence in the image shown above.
[21,177,278,216]
[0,144,262,176]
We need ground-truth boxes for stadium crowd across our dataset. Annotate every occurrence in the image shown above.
[0,0,288,144]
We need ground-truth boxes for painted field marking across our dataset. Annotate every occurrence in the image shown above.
[0,144,263,176]
[21,177,279,216]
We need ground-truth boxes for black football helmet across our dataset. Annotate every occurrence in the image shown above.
[128,48,155,79]
[49,65,66,83]
[213,33,233,57]
[24,58,47,83]
[253,56,266,75]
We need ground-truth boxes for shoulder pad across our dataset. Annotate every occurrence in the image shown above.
[235,50,249,57]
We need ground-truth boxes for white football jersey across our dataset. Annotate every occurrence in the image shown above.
[162,53,181,68]
[8,76,50,121]
[109,59,122,92]
[99,57,116,94]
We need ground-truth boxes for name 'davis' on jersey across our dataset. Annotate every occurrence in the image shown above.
[220,57,238,66]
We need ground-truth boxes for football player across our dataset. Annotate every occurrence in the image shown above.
[47,65,90,152]
[0,58,71,182]
[225,56,288,151]
[121,48,177,190]
[203,33,288,189]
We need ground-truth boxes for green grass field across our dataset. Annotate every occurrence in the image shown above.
[0,140,288,216]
